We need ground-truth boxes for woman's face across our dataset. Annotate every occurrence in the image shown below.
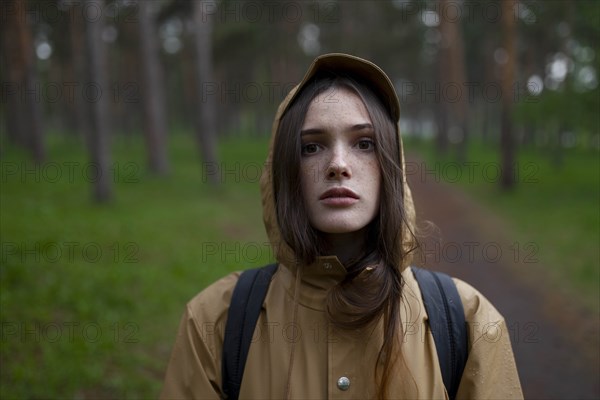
[300,87,381,235]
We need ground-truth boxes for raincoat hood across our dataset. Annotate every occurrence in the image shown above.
[259,53,416,270]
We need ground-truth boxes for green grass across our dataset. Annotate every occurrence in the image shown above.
[407,138,600,312]
[1,133,272,399]
[1,133,598,398]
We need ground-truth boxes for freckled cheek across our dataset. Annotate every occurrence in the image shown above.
[355,157,381,178]
[302,157,325,189]
[300,160,320,198]
[360,159,382,202]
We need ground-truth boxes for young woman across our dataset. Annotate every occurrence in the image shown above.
[161,53,523,399]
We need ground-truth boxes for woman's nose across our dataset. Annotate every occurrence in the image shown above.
[326,148,351,180]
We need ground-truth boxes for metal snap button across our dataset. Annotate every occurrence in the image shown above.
[337,376,350,391]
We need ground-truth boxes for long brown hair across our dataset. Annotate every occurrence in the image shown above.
[272,72,419,398]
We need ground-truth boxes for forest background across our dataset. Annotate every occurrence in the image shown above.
[1,0,598,398]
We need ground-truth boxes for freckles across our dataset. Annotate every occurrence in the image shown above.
[352,157,379,178]
[364,159,380,174]
[301,160,320,189]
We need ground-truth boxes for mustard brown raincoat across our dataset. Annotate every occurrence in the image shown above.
[160,54,523,400]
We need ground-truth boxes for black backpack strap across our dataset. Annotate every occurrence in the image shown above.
[411,266,468,400]
[222,263,278,400]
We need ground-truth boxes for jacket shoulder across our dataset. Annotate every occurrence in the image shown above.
[186,271,241,330]
[402,269,505,324]
[450,277,524,398]
[160,272,243,399]
[451,277,505,324]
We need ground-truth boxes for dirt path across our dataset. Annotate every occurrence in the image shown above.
[406,154,599,400]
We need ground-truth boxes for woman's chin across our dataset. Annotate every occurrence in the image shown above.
[314,220,369,235]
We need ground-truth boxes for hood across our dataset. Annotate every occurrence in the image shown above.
[259,53,416,271]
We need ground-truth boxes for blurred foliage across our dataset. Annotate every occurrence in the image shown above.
[408,137,600,313]
[3,0,598,149]
[0,133,271,398]
[514,0,600,144]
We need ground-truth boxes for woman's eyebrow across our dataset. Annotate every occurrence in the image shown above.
[350,123,374,132]
[301,123,374,136]
[300,128,324,136]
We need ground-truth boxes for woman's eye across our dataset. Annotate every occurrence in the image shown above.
[357,139,375,151]
[302,143,320,155]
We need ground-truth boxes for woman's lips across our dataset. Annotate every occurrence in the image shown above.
[319,187,359,206]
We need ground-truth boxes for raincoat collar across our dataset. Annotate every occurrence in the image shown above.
[278,256,346,311]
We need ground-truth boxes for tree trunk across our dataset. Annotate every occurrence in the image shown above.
[500,0,517,190]
[84,0,112,202]
[441,0,469,163]
[435,100,449,157]
[435,4,451,157]
[180,34,197,130]
[0,4,22,146]
[68,2,89,140]
[193,0,219,184]
[481,35,495,144]
[138,0,170,175]
[5,0,46,161]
